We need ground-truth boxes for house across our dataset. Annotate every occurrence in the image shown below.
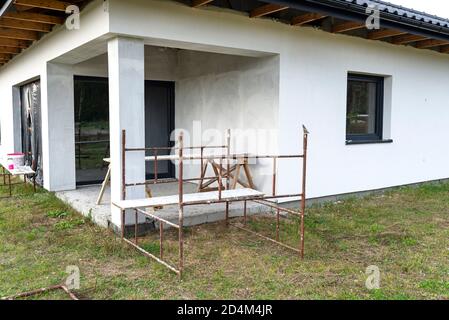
[1,0,449,232]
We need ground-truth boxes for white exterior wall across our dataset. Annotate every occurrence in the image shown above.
[107,0,449,199]
[175,51,279,194]
[0,0,109,191]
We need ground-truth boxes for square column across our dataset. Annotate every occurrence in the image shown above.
[108,37,146,228]
[41,63,76,191]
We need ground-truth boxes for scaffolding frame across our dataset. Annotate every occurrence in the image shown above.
[114,126,309,278]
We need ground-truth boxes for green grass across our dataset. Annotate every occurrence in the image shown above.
[1,177,449,300]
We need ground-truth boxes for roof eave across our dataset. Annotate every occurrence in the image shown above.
[267,0,449,42]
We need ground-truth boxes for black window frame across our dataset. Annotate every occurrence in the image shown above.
[346,73,385,143]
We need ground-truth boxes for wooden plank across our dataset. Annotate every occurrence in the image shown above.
[14,0,71,12]
[332,21,365,33]
[368,29,406,40]
[191,0,213,8]
[3,12,65,24]
[243,163,256,189]
[291,13,327,26]
[250,4,288,18]
[0,28,39,41]
[0,46,20,54]
[415,39,449,49]
[392,34,428,45]
[0,38,29,48]
[0,18,53,32]
[440,46,449,54]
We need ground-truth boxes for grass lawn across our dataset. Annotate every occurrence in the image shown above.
[1,178,449,300]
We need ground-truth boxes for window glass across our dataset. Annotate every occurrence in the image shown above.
[346,74,384,141]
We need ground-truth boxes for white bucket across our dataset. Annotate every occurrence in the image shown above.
[6,153,25,170]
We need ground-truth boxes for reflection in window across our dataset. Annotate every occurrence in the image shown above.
[346,74,384,142]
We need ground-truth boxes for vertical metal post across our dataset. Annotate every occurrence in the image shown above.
[134,209,138,244]
[121,130,126,201]
[276,208,280,242]
[154,149,158,184]
[160,222,164,260]
[121,130,127,240]
[225,129,231,225]
[226,129,231,190]
[243,200,247,226]
[8,173,11,197]
[300,126,309,259]
[200,147,205,177]
[178,132,184,279]
[218,159,223,201]
[121,210,125,239]
[272,157,277,197]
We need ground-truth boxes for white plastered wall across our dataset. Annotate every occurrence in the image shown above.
[1,0,449,200]
[175,50,279,194]
[107,0,449,199]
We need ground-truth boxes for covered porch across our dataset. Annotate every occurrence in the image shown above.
[46,36,280,231]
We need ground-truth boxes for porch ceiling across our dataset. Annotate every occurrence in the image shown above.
[178,0,449,56]
[0,0,91,66]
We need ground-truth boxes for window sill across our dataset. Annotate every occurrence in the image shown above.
[346,139,393,145]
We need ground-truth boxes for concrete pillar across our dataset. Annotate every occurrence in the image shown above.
[108,37,146,229]
[41,63,76,192]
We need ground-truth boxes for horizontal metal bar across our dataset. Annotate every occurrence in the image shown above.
[136,208,180,229]
[124,176,219,187]
[252,155,304,159]
[125,147,173,152]
[122,238,180,275]
[124,145,227,152]
[181,195,265,207]
[75,140,109,145]
[262,194,303,200]
[251,199,301,216]
[232,224,301,254]
[183,145,227,150]
[1,285,78,301]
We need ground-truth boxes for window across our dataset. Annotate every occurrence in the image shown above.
[346,74,384,143]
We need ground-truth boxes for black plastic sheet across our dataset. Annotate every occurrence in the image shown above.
[20,80,43,185]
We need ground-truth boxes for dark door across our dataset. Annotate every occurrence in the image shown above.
[20,80,43,185]
[145,81,175,179]
[74,76,110,185]
[74,77,175,185]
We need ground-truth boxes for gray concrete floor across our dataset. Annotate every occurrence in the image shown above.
[56,183,269,229]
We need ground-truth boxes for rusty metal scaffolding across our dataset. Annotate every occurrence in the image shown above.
[113,126,309,279]
[1,285,79,300]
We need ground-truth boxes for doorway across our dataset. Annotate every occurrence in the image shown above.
[20,80,43,185]
[145,80,175,179]
[74,76,175,185]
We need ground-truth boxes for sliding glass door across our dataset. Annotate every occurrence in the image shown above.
[74,76,175,185]
[74,76,110,185]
